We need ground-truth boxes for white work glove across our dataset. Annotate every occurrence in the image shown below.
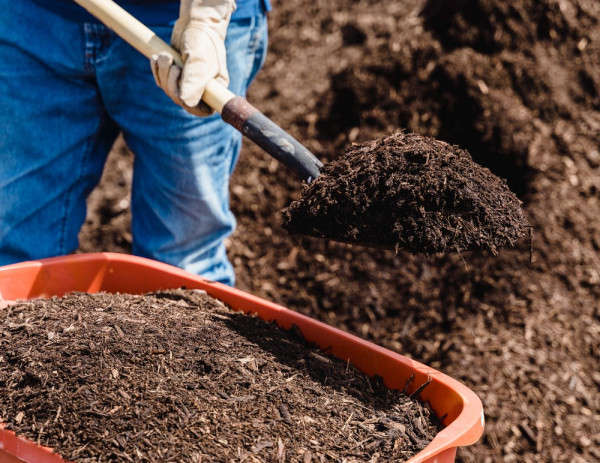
[150,0,236,116]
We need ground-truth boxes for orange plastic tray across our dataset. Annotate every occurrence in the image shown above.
[0,253,484,463]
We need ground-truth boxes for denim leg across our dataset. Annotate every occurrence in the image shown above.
[0,0,118,265]
[96,15,268,285]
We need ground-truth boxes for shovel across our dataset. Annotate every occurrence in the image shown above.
[73,0,323,183]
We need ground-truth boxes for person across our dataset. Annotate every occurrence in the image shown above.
[0,0,271,286]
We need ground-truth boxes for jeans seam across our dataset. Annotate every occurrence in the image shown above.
[58,23,101,253]
[58,123,101,254]
[244,15,259,84]
[244,14,267,86]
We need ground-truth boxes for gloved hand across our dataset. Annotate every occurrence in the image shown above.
[151,0,236,116]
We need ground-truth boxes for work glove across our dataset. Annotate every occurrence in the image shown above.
[150,0,236,116]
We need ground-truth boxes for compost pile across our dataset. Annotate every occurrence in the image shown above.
[282,131,528,254]
[79,0,600,460]
[0,290,440,462]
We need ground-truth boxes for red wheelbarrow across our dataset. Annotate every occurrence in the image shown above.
[0,253,484,462]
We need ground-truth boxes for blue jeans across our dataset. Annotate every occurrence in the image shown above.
[0,0,268,286]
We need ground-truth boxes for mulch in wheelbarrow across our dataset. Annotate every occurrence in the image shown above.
[1,289,441,462]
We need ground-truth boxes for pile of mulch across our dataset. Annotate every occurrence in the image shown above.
[0,290,441,462]
[282,132,529,254]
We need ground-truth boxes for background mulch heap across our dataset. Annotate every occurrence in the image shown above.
[78,0,600,460]
[0,290,440,462]
[282,131,529,254]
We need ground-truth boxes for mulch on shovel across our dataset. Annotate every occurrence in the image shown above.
[282,131,529,255]
[0,290,441,462]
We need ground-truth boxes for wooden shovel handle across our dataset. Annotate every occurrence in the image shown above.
[73,0,234,112]
[73,0,323,182]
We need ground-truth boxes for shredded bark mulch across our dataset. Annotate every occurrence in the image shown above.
[0,290,441,462]
[282,132,529,255]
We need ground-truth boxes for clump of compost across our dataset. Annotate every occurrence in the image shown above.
[282,131,529,254]
[0,290,441,462]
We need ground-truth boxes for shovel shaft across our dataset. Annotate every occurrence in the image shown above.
[73,0,322,182]
[222,97,323,182]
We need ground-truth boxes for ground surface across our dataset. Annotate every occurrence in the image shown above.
[1,290,438,462]
[78,0,600,461]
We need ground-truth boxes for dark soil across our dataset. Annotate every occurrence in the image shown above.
[76,0,600,461]
[282,132,529,254]
[1,290,440,462]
